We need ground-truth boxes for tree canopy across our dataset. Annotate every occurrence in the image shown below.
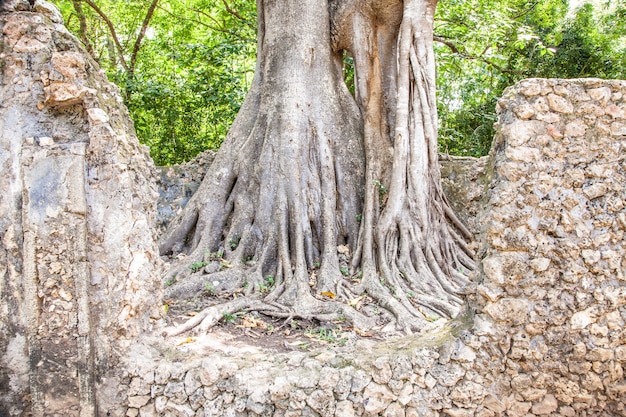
[53,0,256,164]
[52,0,625,165]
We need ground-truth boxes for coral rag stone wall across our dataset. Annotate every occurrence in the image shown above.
[0,1,162,415]
[476,78,626,416]
[117,80,625,417]
[156,150,216,235]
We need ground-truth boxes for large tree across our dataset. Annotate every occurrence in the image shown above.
[160,0,474,335]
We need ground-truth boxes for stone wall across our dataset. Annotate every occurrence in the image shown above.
[475,78,626,416]
[0,2,162,415]
[1,2,625,416]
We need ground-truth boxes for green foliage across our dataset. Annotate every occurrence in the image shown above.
[190,261,209,273]
[222,311,242,323]
[259,275,274,294]
[52,0,256,165]
[305,326,347,345]
[53,0,623,162]
[435,0,625,157]
[204,281,215,294]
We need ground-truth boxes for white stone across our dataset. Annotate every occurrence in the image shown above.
[587,87,612,105]
[128,396,150,408]
[531,394,558,415]
[87,107,110,124]
[483,394,506,413]
[504,120,545,147]
[306,389,335,417]
[610,121,626,136]
[39,136,54,146]
[530,257,551,272]
[384,402,406,417]
[519,81,542,96]
[363,382,395,414]
[482,256,506,285]
[547,94,573,113]
[581,249,601,265]
[570,308,597,330]
[564,120,587,137]
[450,341,477,363]
[478,284,503,303]
[483,298,530,325]
[334,400,355,417]
[505,146,541,163]
[514,104,535,120]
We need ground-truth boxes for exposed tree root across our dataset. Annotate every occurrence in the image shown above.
[159,0,474,337]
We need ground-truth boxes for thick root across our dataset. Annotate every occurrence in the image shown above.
[163,297,259,337]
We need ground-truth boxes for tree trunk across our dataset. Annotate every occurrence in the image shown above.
[160,0,474,334]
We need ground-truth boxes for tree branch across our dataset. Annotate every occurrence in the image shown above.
[82,0,129,71]
[220,0,250,24]
[130,0,159,75]
[512,1,540,20]
[71,0,95,56]
[433,34,517,75]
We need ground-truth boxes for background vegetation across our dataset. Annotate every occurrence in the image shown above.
[52,0,625,165]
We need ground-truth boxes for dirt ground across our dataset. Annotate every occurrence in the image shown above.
[163,296,397,354]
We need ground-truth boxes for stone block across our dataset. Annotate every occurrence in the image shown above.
[531,394,558,415]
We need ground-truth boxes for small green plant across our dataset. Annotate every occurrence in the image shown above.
[228,237,240,250]
[373,180,388,203]
[204,282,215,295]
[190,261,209,273]
[317,327,336,343]
[406,291,414,299]
[356,213,362,223]
[306,326,347,345]
[222,312,241,323]
[208,248,224,261]
[339,266,350,276]
[313,261,321,269]
[259,275,275,294]
[165,276,177,287]
[242,281,249,288]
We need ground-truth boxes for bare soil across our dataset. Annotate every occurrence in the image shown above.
[163,295,396,354]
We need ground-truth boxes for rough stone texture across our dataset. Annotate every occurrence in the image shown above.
[1,2,625,416]
[440,155,488,237]
[0,2,162,415]
[475,78,626,416]
[156,150,215,235]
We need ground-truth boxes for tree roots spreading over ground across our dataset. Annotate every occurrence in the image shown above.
[159,0,474,337]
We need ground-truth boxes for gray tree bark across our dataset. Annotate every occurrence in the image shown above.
[160,0,474,335]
